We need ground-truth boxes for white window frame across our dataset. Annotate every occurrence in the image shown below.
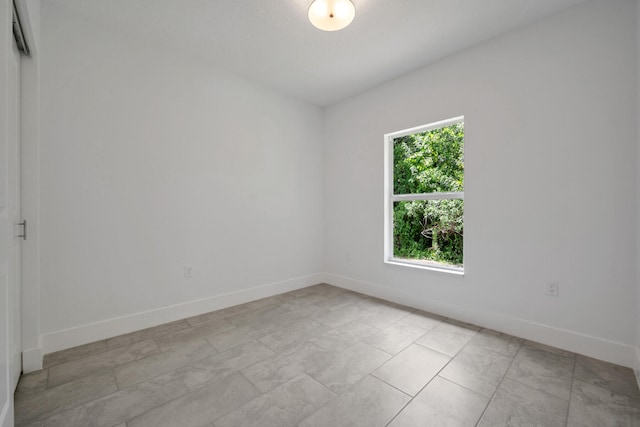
[383,116,465,274]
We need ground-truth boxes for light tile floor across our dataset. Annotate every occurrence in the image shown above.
[14,284,640,427]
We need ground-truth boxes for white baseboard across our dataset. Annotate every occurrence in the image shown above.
[37,273,324,362]
[28,271,636,372]
[22,347,43,373]
[325,273,637,368]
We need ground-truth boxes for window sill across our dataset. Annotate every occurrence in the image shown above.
[385,259,464,276]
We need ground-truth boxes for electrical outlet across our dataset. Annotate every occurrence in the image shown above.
[546,281,559,296]
[184,266,192,278]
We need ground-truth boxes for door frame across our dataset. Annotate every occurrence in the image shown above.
[8,2,22,390]
[15,0,40,376]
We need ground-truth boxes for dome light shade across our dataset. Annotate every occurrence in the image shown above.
[308,0,355,32]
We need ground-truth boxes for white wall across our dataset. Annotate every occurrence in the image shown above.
[325,0,638,367]
[27,0,640,370]
[636,0,640,377]
[36,2,325,353]
[20,0,41,373]
[0,1,13,424]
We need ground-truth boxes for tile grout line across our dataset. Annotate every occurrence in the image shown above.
[115,339,220,390]
[231,371,330,426]
[44,367,50,390]
[119,337,290,425]
[378,315,487,426]
[18,285,639,427]
[501,347,577,400]
[23,310,477,426]
[22,290,392,424]
[564,354,578,427]
[138,340,277,423]
[29,369,121,426]
[365,369,414,398]
[382,367,445,427]
[40,364,190,426]
[43,339,162,390]
[382,325,480,427]
[43,343,107,371]
[433,374,490,396]
[42,321,187,371]
[42,297,299,368]
[296,314,422,426]
[119,370,194,426]
[473,339,524,427]
[234,367,268,395]
[295,371,408,427]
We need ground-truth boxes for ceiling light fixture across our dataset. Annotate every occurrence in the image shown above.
[308,0,355,32]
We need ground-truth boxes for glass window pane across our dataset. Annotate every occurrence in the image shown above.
[393,199,463,268]
[393,122,464,194]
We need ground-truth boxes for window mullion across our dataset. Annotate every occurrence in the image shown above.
[391,192,464,202]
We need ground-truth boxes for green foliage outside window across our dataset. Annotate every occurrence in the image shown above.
[393,123,464,267]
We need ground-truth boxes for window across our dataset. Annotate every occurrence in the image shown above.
[384,116,464,273]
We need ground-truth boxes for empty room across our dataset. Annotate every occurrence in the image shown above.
[2,0,640,426]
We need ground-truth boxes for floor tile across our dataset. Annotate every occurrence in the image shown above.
[177,341,275,390]
[368,297,411,309]
[439,345,514,397]
[15,372,117,425]
[299,375,410,427]
[105,320,191,350]
[311,304,371,328]
[128,372,260,427]
[478,378,569,427]
[312,292,366,311]
[242,342,337,392]
[505,344,574,400]
[279,287,320,300]
[303,283,341,295]
[465,328,522,357]
[16,369,48,394]
[567,379,640,427]
[185,304,250,326]
[258,319,329,353]
[114,339,217,388]
[523,339,576,358]
[416,319,479,357]
[14,284,640,427]
[352,296,398,311]
[48,339,160,387]
[388,376,489,427]
[399,310,446,331]
[154,318,235,351]
[214,374,335,427]
[372,344,450,396]
[42,371,188,427]
[310,320,379,352]
[574,355,640,399]
[281,293,328,310]
[271,303,326,325]
[222,305,289,327]
[364,322,427,355]
[310,284,350,298]
[243,295,286,311]
[205,321,281,352]
[43,340,108,369]
[357,304,412,329]
[311,342,391,394]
